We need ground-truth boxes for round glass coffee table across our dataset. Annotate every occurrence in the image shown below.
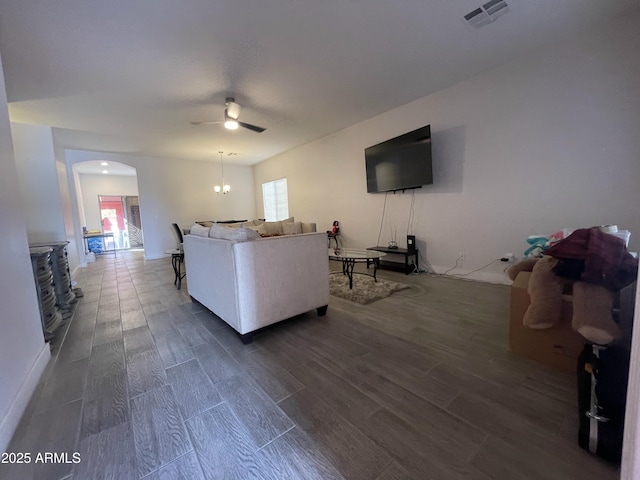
[328,248,386,289]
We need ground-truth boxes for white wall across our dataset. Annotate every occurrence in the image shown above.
[55,143,81,274]
[66,150,256,260]
[77,173,139,231]
[11,123,66,244]
[0,54,50,452]
[254,13,640,283]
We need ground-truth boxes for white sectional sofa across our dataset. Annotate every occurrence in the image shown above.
[183,230,329,343]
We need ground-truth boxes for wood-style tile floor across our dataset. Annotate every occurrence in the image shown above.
[1,251,620,479]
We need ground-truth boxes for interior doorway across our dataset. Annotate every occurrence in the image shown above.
[98,195,143,250]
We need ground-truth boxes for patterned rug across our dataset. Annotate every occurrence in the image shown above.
[329,273,410,305]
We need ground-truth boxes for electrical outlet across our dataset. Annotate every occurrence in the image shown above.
[501,253,515,263]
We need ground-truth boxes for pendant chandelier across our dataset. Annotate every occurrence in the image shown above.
[214,151,230,194]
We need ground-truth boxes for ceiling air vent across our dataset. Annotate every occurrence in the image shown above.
[464,0,509,28]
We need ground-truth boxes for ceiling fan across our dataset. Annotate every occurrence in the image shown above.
[191,97,266,133]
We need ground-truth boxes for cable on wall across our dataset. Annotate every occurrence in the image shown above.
[414,249,434,274]
[438,257,501,277]
[376,192,389,247]
[452,258,501,277]
[407,189,416,236]
[442,254,464,275]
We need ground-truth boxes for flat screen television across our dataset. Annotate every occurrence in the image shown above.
[365,125,433,193]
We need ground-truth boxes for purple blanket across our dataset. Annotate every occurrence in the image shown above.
[544,227,638,290]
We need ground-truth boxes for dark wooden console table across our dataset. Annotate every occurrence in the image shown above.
[367,246,418,275]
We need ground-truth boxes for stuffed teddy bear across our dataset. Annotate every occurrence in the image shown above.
[507,256,620,345]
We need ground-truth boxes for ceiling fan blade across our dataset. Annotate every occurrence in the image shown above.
[190,120,223,125]
[238,121,266,133]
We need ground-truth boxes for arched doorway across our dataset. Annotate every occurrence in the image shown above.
[72,160,143,255]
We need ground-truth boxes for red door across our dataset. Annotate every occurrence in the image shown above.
[99,196,126,249]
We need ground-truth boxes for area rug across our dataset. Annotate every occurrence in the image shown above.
[329,273,410,305]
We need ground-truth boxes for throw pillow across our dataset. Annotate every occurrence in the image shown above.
[227,227,261,242]
[245,224,267,235]
[301,222,317,233]
[262,217,295,235]
[190,223,211,237]
[263,221,284,235]
[208,223,229,239]
[209,224,260,242]
[219,221,244,228]
[283,221,302,235]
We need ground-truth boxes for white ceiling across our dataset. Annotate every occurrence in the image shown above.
[0,0,637,166]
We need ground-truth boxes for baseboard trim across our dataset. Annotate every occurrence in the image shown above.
[0,343,51,452]
[432,265,511,285]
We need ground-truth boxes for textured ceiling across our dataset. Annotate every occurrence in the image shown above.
[0,0,637,165]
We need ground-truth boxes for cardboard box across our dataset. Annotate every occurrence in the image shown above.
[509,271,586,371]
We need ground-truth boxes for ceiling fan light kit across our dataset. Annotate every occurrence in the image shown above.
[225,98,242,118]
[224,117,239,130]
[191,96,266,133]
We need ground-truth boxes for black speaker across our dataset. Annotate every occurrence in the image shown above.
[407,235,416,251]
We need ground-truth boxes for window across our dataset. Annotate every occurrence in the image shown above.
[262,178,289,221]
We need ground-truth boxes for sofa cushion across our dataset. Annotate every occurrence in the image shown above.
[283,221,303,235]
[221,221,246,228]
[301,222,317,233]
[245,224,267,235]
[263,217,295,235]
[208,224,228,238]
[191,223,211,237]
[263,222,283,235]
[232,228,261,242]
[209,224,261,242]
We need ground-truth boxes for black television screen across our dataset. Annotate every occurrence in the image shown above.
[365,125,432,193]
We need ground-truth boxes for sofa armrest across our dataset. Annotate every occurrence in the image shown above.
[183,234,241,330]
[232,232,329,333]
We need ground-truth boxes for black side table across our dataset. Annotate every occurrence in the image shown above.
[165,249,186,289]
[367,246,419,274]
